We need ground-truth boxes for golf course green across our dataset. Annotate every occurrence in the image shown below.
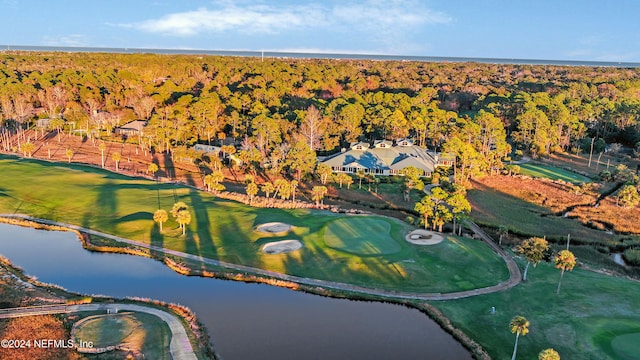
[0,155,508,293]
[324,217,400,255]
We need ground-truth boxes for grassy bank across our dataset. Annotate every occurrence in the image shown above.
[0,155,508,293]
[433,255,640,359]
[0,248,215,359]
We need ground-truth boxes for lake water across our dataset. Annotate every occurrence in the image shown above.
[0,222,471,360]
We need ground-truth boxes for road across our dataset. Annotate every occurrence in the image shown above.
[0,303,197,360]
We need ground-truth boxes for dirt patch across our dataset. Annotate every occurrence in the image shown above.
[405,229,444,245]
[255,222,292,234]
[261,240,302,254]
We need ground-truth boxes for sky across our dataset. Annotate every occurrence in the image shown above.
[1,0,640,62]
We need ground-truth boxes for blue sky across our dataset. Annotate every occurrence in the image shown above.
[2,0,640,61]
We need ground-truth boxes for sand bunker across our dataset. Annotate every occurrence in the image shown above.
[261,240,302,254]
[255,222,293,234]
[405,229,444,245]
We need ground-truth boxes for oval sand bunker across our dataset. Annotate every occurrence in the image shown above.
[405,229,444,245]
[261,240,302,254]
[255,222,292,234]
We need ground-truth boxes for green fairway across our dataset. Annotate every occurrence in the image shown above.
[324,217,400,255]
[518,163,592,183]
[432,257,640,359]
[610,333,640,359]
[0,155,509,293]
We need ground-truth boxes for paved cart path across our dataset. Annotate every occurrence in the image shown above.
[1,214,521,300]
[0,303,197,360]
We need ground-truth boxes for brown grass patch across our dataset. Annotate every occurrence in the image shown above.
[0,315,79,360]
[472,175,640,235]
[472,175,596,213]
[571,197,640,234]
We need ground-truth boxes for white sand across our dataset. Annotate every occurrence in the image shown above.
[255,222,292,234]
[261,240,302,254]
[405,229,444,245]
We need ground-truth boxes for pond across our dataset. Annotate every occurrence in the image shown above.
[0,222,471,359]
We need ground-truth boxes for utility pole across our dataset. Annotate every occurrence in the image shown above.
[588,137,595,168]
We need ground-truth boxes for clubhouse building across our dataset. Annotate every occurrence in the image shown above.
[320,139,452,177]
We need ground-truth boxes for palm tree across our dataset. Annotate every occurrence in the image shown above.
[203,173,215,192]
[273,178,289,199]
[171,202,189,218]
[153,209,168,233]
[148,163,159,177]
[112,151,121,172]
[316,163,332,185]
[65,148,73,163]
[290,180,299,201]
[538,348,560,360]
[344,175,354,190]
[176,209,191,235]
[98,142,106,168]
[518,237,549,281]
[246,181,258,204]
[356,169,366,189]
[510,315,529,360]
[414,195,435,229]
[21,141,34,157]
[204,170,225,193]
[311,185,328,206]
[261,182,275,198]
[555,250,576,294]
[497,225,509,246]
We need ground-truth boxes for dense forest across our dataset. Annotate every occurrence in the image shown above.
[0,51,639,180]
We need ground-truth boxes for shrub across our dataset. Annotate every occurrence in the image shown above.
[599,170,612,182]
[623,248,640,267]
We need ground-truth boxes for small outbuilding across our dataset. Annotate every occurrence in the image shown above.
[114,120,147,136]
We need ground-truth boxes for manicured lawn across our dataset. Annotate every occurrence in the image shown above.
[323,217,399,255]
[74,312,171,359]
[0,155,508,293]
[518,163,592,183]
[432,256,640,359]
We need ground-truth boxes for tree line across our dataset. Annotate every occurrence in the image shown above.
[0,51,639,182]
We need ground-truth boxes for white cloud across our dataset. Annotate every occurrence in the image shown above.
[123,0,451,37]
[128,4,325,36]
[42,34,89,47]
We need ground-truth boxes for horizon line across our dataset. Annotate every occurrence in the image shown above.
[2,44,639,68]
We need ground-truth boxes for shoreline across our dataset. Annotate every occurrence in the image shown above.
[0,215,490,360]
[2,45,639,68]
[0,217,218,360]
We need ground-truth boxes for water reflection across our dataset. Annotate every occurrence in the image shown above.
[0,223,471,359]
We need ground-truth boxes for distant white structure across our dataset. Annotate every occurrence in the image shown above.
[193,144,221,154]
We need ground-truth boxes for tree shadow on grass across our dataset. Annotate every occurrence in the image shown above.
[183,174,216,269]
[150,222,164,260]
[163,153,175,180]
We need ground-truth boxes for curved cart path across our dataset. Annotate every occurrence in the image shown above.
[0,303,197,360]
[1,214,521,301]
